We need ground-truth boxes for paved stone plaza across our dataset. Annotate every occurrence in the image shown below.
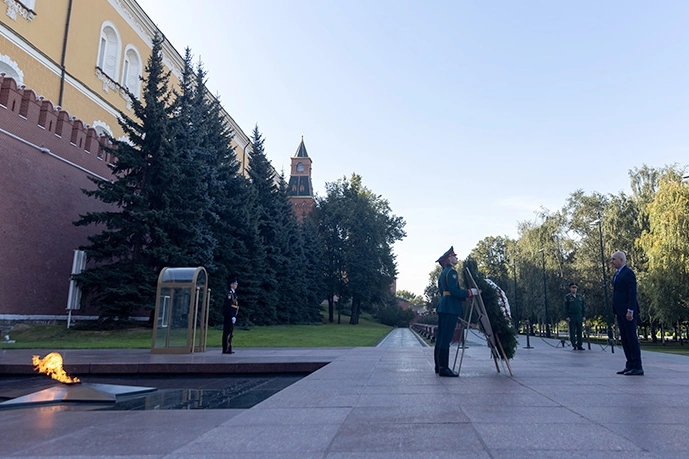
[1,329,689,458]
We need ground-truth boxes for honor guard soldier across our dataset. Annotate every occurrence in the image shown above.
[434,247,478,377]
[564,282,586,350]
[222,277,239,354]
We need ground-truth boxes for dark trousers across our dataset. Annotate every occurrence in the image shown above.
[222,317,234,353]
[616,314,642,370]
[568,317,583,347]
[434,313,458,371]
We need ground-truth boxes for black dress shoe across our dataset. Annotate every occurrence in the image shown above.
[222,351,231,354]
[625,369,644,376]
[577,347,585,350]
[438,368,459,377]
[616,369,630,374]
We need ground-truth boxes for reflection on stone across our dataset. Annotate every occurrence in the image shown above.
[0,374,304,411]
[0,383,156,409]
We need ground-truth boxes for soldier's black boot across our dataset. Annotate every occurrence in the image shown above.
[438,367,459,377]
[438,349,458,377]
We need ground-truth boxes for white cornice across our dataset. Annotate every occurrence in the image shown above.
[4,0,35,22]
[108,0,183,80]
[108,0,155,44]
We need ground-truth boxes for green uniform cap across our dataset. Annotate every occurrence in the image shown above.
[436,246,456,264]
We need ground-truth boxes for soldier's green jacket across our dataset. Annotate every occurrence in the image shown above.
[564,293,586,318]
[437,265,470,316]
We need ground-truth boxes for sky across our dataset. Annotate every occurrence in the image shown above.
[135,0,689,296]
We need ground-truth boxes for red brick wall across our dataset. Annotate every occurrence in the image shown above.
[289,197,315,222]
[0,76,115,319]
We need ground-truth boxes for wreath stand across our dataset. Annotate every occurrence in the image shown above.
[454,268,513,376]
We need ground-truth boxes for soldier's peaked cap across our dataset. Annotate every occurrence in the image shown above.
[436,246,456,263]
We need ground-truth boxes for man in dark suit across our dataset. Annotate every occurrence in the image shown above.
[611,251,643,375]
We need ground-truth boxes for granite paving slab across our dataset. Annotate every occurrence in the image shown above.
[1,330,689,458]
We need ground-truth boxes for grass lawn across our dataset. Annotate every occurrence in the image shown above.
[0,314,394,350]
[584,337,689,357]
[640,341,689,357]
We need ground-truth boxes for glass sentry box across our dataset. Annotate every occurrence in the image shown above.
[151,267,210,353]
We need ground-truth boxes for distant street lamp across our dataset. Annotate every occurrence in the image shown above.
[510,262,518,328]
[538,248,551,338]
[592,217,614,353]
[511,260,533,348]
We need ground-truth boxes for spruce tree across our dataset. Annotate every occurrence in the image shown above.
[214,179,266,326]
[245,126,280,324]
[177,57,265,327]
[74,33,178,322]
[274,178,318,323]
[299,214,328,322]
[168,48,217,270]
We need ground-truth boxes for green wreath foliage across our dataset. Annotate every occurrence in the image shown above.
[463,257,518,360]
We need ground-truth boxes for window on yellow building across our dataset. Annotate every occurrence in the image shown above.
[122,46,142,98]
[97,22,121,81]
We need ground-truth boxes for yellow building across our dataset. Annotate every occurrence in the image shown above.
[0,0,252,172]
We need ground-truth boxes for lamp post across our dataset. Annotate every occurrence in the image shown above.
[538,248,551,338]
[592,217,614,353]
[512,260,533,348]
[510,262,518,329]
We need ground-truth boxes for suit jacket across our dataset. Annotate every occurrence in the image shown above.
[436,265,469,316]
[612,265,639,316]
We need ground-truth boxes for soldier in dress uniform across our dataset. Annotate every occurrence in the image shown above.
[564,282,586,350]
[222,277,239,354]
[434,246,478,377]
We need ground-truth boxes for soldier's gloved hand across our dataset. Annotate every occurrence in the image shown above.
[469,288,479,296]
[232,317,236,324]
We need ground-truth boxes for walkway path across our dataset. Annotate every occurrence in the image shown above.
[376,327,428,347]
[2,334,689,457]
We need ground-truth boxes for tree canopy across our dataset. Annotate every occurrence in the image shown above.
[315,174,406,324]
[430,163,689,342]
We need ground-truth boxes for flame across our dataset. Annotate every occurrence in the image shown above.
[32,352,80,384]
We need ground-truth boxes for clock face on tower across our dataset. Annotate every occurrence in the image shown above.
[296,162,304,172]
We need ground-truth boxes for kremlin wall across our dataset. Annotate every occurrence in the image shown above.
[1,75,113,321]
